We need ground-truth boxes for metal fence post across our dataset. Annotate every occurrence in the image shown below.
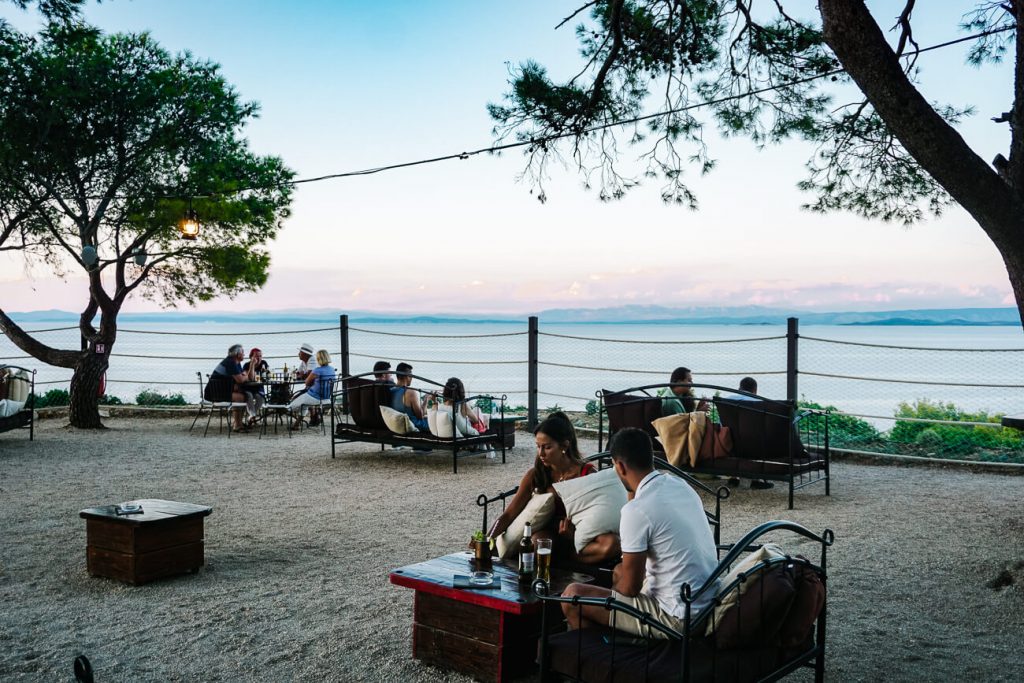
[339,314,350,378]
[787,317,799,402]
[528,316,539,429]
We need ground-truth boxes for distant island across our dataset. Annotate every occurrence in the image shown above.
[7,305,1021,326]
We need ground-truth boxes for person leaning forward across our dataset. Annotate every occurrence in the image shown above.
[204,343,249,431]
[559,428,720,639]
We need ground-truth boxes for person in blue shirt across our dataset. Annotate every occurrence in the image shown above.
[389,362,429,431]
[288,350,336,429]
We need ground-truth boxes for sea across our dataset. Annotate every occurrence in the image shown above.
[3,321,1023,426]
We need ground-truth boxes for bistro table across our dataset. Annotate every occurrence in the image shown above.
[390,551,592,683]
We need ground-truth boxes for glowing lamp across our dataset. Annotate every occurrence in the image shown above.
[179,209,200,240]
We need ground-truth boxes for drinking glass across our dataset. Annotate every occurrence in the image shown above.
[535,538,553,584]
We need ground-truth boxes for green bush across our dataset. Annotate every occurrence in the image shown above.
[798,400,882,447]
[135,389,188,406]
[98,394,123,405]
[475,396,494,413]
[585,399,599,416]
[32,388,70,408]
[891,399,1022,450]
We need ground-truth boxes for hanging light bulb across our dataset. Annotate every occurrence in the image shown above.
[81,245,98,268]
[132,246,147,266]
[179,208,200,240]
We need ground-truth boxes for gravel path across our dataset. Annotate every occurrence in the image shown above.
[1,417,1022,682]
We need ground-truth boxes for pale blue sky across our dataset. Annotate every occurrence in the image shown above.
[0,1,1015,314]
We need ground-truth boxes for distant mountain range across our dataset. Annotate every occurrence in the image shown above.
[6,305,1021,326]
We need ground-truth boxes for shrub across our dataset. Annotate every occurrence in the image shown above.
[798,399,881,446]
[890,399,1023,459]
[98,394,123,405]
[585,399,599,416]
[33,388,70,408]
[135,389,188,406]
[475,396,494,413]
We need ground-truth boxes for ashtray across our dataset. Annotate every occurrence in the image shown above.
[116,503,142,514]
[469,571,494,586]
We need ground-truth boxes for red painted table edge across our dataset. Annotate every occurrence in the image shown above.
[389,570,536,615]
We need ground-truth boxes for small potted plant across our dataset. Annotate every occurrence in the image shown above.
[471,530,493,571]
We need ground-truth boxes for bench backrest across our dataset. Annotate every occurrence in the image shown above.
[602,389,662,442]
[345,377,392,430]
[715,398,803,460]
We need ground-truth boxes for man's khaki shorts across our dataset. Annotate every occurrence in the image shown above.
[610,591,684,639]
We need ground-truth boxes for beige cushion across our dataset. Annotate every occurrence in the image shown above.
[380,406,416,435]
[7,371,29,403]
[495,492,555,559]
[705,543,786,636]
[552,467,628,552]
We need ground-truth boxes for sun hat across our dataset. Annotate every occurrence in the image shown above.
[299,342,314,355]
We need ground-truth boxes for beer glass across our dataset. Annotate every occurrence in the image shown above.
[535,538,553,584]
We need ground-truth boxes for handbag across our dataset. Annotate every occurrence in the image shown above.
[698,421,733,462]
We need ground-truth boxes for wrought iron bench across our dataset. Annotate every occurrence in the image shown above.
[330,372,516,473]
[0,365,35,440]
[536,520,833,683]
[598,384,830,509]
[476,453,730,586]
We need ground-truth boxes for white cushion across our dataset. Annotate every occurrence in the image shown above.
[552,467,628,552]
[380,406,416,435]
[705,543,786,636]
[495,492,555,559]
[429,407,453,438]
[0,399,26,418]
[454,408,479,437]
[427,407,439,435]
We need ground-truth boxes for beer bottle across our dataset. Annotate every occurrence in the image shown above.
[518,522,535,583]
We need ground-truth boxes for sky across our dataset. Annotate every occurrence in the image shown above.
[0,0,1016,315]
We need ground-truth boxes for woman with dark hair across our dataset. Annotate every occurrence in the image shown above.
[440,377,487,433]
[487,411,620,565]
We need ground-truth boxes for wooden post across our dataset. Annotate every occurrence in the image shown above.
[786,317,799,403]
[528,316,539,429]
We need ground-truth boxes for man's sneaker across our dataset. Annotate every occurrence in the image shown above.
[750,480,774,490]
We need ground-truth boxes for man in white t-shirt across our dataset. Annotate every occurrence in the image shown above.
[560,428,720,638]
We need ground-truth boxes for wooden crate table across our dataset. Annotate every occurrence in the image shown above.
[79,499,213,585]
[390,551,592,683]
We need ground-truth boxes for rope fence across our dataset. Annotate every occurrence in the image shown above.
[3,314,1022,462]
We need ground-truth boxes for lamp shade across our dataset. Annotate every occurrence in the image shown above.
[81,245,98,267]
[133,247,147,266]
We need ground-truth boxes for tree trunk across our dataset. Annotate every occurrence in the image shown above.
[69,351,108,429]
[819,0,1024,328]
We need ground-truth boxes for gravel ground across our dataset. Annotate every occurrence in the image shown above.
[1,417,1022,682]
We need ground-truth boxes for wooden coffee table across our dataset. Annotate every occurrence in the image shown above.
[390,551,591,683]
[79,499,213,585]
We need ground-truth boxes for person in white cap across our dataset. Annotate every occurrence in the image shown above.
[295,342,319,426]
[296,343,316,379]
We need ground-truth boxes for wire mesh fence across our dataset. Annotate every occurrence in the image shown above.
[3,316,1022,462]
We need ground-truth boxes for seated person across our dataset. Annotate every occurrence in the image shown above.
[487,411,620,566]
[288,350,336,429]
[440,376,487,434]
[296,343,315,379]
[241,347,270,426]
[205,343,248,431]
[389,362,429,432]
[661,366,709,416]
[561,428,719,638]
[729,376,774,490]
[373,360,394,384]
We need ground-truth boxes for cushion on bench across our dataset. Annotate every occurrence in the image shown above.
[603,390,662,443]
[545,628,781,683]
[715,398,803,460]
[345,377,392,430]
